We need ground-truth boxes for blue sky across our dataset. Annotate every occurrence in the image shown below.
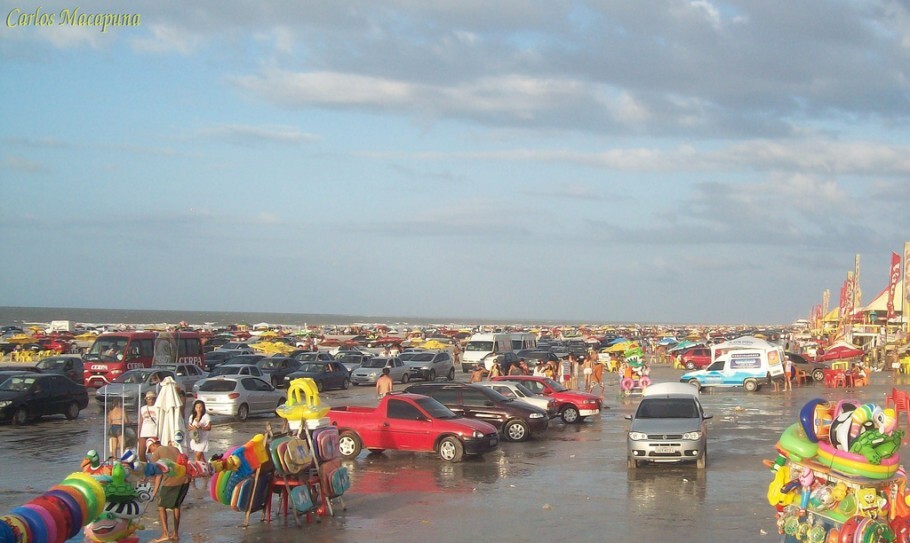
[2,1,909,325]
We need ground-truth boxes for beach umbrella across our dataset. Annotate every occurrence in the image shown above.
[607,337,629,346]
[422,340,449,350]
[154,377,186,453]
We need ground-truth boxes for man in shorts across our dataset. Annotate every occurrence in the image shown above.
[148,438,189,542]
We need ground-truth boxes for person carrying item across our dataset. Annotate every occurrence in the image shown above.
[139,391,159,462]
[148,438,190,543]
[187,400,211,462]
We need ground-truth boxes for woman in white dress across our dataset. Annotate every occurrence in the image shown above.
[138,390,159,461]
[187,400,212,462]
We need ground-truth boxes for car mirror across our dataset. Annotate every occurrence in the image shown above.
[415,414,429,422]
[624,415,632,420]
[703,414,713,420]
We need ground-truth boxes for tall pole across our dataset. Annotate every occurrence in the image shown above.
[904,242,910,338]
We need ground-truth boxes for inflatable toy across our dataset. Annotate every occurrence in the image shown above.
[10,506,48,543]
[0,514,31,543]
[277,378,330,421]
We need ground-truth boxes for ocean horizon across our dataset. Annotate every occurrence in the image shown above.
[0,306,744,329]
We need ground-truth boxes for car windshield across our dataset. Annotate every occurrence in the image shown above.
[636,398,700,419]
[295,353,321,362]
[540,377,565,391]
[410,353,435,363]
[113,371,151,384]
[198,380,238,393]
[36,358,67,371]
[514,383,536,397]
[211,366,242,376]
[87,337,129,361]
[257,359,280,370]
[415,397,458,419]
[361,359,387,369]
[298,363,325,373]
[0,376,37,391]
[465,341,493,352]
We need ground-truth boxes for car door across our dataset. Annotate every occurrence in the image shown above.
[702,360,726,385]
[240,377,266,412]
[461,388,503,428]
[382,398,434,451]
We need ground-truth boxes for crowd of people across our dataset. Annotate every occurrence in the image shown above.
[465,350,613,398]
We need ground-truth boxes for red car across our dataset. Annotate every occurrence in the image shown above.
[328,393,500,462]
[491,375,602,424]
[679,347,712,370]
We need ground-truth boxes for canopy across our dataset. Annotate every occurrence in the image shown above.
[862,282,904,315]
[154,377,186,453]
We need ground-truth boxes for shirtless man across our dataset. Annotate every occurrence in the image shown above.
[376,367,393,398]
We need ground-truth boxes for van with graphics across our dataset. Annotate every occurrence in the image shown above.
[680,348,785,392]
[83,331,205,387]
[460,333,513,373]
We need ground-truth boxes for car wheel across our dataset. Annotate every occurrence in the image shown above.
[504,419,530,442]
[744,379,758,392]
[316,380,324,393]
[236,403,250,422]
[438,436,464,462]
[687,379,701,392]
[627,456,638,469]
[338,431,362,459]
[697,448,707,469]
[428,370,436,382]
[447,368,455,381]
[342,378,349,390]
[65,402,80,421]
[401,373,409,384]
[812,369,825,382]
[684,361,695,370]
[12,407,28,426]
[560,405,580,424]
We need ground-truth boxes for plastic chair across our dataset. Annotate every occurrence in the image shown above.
[885,388,910,427]
[822,369,838,388]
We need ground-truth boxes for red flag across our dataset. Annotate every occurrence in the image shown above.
[887,252,901,318]
[839,279,847,319]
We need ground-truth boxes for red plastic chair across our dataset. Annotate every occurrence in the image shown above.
[886,388,910,426]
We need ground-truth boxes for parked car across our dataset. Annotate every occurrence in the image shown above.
[256,356,303,388]
[492,375,602,424]
[786,352,828,382]
[403,351,456,382]
[328,393,500,462]
[351,357,409,386]
[283,361,350,392]
[222,354,265,366]
[95,368,177,409]
[291,351,335,363]
[0,370,39,387]
[217,342,254,352]
[193,376,285,421]
[34,355,84,383]
[160,363,207,392]
[516,349,562,365]
[626,382,711,469]
[334,352,371,374]
[204,349,248,371]
[403,383,548,442]
[679,347,712,370]
[0,373,90,425]
[476,381,557,418]
[207,364,264,379]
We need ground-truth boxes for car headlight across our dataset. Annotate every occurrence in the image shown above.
[529,413,545,419]
[584,399,598,405]
[472,430,483,438]
[0,401,10,408]
[629,432,648,440]
[683,431,702,440]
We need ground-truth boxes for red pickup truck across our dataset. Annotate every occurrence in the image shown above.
[327,393,500,462]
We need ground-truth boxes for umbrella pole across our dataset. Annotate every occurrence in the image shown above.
[103,393,108,461]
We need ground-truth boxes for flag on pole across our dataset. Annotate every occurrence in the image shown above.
[888,251,901,319]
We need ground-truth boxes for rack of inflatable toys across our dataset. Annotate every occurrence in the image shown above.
[0,447,202,543]
[208,377,350,527]
[767,398,910,543]
[620,345,651,395]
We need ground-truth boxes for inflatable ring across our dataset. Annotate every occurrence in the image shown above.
[799,399,828,442]
[639,376,651,388]
[21,503,59,543]
[11,506,48,543]
[0,518,15,543]
[44,491,84,538]
[776,423,819,462]
[61,472,105,517]
[277,378,330,421]
[620,378,634,391]
[0,514,31,543]
[839,516,861,543]
[48,485,89,525]
[58,478,102,521]
[28,497,69,543]
[816,441,899,479]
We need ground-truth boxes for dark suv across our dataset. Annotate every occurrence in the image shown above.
[404,383,548,442]
[404,351,456,381]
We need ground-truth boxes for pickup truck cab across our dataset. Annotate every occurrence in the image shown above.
[328,393,499,462]
[492,375,603,424]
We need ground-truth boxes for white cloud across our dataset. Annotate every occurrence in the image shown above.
[3,155,48,174]
[199,124,321,145]
[130,24,200,55]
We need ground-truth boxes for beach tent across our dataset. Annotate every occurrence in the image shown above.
[861,282,904,317]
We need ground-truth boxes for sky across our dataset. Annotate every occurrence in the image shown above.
[1,1,909,326]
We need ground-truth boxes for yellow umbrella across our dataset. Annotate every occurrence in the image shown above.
[603,341,631,353]
[422,340,449,350]
[6,334,32,344]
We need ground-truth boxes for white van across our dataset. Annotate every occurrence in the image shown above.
[461,333,512,372]
[510,333,538,351]
[679,348,785,392]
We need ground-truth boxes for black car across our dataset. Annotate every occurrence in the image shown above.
[283,361,350,392]
[516,349,562,366]
[566,339,590,359]
[223,354,266,366]
[0,373,90,425]
[786,352,829,382]
[256,356,303,387]
[403,383,548,442]
[35,355,84,383]
[204,349,249,371]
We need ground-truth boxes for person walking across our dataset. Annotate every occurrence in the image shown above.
[376,367,393,398]
[107,399,129,458]
[187,400,211,462]
[139,391,159,462]
[783,355,793,391]
[582,351,596,390]
[148,438,190,543]
[589,360,605,398]
[470,365,487,383]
